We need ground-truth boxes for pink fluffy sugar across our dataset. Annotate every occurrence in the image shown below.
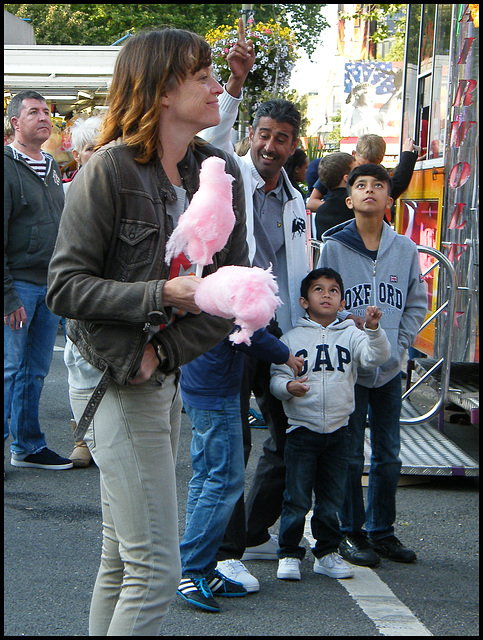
[194,265,282,345]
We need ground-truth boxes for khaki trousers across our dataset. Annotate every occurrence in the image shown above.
[69,373,182,636]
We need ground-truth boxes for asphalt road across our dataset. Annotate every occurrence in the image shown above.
[4,331,479,636]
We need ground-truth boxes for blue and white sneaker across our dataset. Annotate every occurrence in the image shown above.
[177,577,219,612]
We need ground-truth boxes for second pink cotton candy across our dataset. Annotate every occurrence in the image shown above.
[194,265,282,345]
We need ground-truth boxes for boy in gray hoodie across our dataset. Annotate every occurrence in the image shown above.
[270,267,390,581]
[317,164,428,566]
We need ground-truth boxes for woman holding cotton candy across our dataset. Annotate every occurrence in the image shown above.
[47,29,248,636]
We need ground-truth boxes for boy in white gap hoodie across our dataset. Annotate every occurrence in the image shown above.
[270,267,390,581]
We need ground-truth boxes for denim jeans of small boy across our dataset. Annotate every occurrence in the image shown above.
[4,281,60,456]
[278,426,350,560]
[180,395,245,578]
[339,374,403,541]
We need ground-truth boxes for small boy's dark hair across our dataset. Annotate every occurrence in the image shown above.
[300,267,344,301]
[346,163,392,195]
[317,152,354,191]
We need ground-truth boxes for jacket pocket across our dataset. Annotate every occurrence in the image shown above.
[115,219,159,270]
[25,222,57,267]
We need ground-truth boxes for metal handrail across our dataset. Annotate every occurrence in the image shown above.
[307,240,457,425]
[400,245,457,424]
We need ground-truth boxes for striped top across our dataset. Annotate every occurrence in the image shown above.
[9,144,48,180]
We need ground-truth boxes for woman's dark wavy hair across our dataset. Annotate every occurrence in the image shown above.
[96,28,212,164]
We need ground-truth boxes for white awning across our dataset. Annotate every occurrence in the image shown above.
[4,45,122,115]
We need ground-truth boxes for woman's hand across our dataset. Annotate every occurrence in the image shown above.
[129,342,159,385]
[162,275,202,314]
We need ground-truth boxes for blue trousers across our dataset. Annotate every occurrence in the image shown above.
[4,281,60,456]
[180,396,245,577]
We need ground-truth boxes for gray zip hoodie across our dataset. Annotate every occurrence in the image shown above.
[317,219,428,388]
[270,316,391,434]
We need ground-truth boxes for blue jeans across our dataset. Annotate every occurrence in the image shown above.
[180,396,245,578]
[278,426,350,560]
[4,281,60,456]
[339,374,402,541]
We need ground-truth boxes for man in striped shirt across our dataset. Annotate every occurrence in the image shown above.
[4,90,72,471]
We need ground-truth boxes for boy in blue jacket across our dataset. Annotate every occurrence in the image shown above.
[317,164,428,566]
[177,328,302,612]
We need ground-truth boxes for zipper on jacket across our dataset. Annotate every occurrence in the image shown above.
[371,260,381,387]
[13,152,58,214]
[320,327,326,428]
[372,260,377,305]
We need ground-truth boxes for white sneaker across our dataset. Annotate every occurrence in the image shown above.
[242,534,279,560]
[277,557,301,580]
[216,559,260,593]
[314,552,354,579]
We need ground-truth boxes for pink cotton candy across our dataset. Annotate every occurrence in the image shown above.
[165,156,235,268]
[194,265,282,345]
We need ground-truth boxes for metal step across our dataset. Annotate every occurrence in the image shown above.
[413,359,479,422]
[363,400,479,477]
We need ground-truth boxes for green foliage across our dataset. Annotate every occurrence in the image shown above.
[206,19,299,112]
[4,4,234,45]
[304,136,325,160]
[251,4,329,59]
[338,4,407,60]
[324,111,341,150]
[5,4,328,58]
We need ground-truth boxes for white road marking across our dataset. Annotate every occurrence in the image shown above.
[304,512,432,636]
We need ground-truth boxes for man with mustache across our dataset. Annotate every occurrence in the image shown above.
[201,21,310,591]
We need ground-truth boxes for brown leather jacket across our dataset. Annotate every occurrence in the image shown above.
[47,138,249,386]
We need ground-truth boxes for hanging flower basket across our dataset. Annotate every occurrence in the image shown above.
[206,19,299,112]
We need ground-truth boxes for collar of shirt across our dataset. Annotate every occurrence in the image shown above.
[243,152,267,191]
[243,151,295,205]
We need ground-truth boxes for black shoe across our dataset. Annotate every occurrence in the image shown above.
[371,535,417,563]
[248,408,266,427]
[10,447,73,470]
[177,577,220,612]
[339,533,380,567]
[206,569,248,597]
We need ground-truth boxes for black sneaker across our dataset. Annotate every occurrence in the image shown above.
[206,569,248,597]
[371,535,417,563]
[10,448,73,470]
[339,533,380,567]
[177,577,220,612]
[248,408,266,428]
